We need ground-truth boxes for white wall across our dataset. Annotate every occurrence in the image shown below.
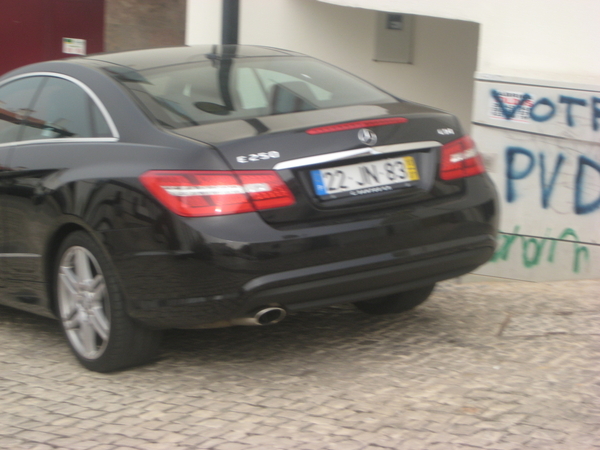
[186,0,479,132]
[186,0,221,45]
[321,0,600,86]
[471,77,600,281]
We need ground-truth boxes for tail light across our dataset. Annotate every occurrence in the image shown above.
[140,170,295,217]
[439,135,486,180]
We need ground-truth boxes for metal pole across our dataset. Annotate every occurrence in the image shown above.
[222,0,239,45]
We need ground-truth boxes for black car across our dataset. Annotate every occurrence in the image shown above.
[0,45,498,372]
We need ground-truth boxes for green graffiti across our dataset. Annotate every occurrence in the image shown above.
[522,236,548,267]
[547,228,591,272]
[491,226,520,262]
[574,246,590,273]
[491,226,590,273]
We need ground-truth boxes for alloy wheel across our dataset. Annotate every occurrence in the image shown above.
[57,246,110,360]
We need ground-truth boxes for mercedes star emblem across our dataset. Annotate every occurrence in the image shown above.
[357,128,377,146]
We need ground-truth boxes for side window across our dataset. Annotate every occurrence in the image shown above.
[21,77,112,141]
[90,98,112,137]
[0,77,43,144]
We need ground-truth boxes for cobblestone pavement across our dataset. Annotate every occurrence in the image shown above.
[1,279,599,450]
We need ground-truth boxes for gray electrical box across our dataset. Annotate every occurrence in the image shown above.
[374,12,414,64]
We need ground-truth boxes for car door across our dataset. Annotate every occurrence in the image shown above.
[0,76,44,301]
[0,143,10,294]
[3,74,114,311]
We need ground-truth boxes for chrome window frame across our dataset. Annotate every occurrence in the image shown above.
[0,71,120,148]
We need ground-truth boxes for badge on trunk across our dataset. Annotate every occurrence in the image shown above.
[358,128,377,146]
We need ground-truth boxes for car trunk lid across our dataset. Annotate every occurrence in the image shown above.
[172,102,466,224]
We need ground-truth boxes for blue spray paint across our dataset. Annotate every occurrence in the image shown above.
[593,97,600,131]
[539,152,565,208]
[505,147,535,203]
[492,89,532,120]
[559,95,588,127]
[529,97,556,122]
[575,155,600,214]
[505,148,600,215]
[490,91,600,130]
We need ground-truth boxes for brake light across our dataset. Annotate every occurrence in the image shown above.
[140,170,295,217]
[439,135,486,180]
[306,117,408,135]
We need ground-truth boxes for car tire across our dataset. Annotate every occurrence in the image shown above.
[353,284,435,315]
[55,231,161,372]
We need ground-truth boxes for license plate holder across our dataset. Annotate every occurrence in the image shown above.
[310,155,420,200]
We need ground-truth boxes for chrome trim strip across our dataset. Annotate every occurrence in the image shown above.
[0,137,119,149]
[274,149,372,171]
[273,141,442,170]
[363,141,443,154]
[0,253,42,258]
[0,71,120,140]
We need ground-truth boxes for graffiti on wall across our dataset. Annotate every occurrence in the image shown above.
[491,226,590,273]
[472,78,600,280]
[505,147,600,215]
[491,89,600,130]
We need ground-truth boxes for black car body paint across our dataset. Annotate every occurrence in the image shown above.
[0,46,498,333]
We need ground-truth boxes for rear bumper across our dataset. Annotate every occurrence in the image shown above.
[111,228,496,329]
[242,235,494,314]
[104,175,498,328]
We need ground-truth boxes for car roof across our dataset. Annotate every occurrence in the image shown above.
[78,45,305,72]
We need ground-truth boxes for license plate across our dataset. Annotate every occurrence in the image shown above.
[311,155,419,199]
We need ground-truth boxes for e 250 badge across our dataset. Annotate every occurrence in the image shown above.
[236,151,281,164]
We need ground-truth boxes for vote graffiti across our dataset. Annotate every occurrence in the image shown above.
[506,147,600,214]
[492,226,590,273]
[492,89,600,130]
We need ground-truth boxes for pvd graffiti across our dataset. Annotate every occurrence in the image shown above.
[491,226,590,273]
[506,147,600,214]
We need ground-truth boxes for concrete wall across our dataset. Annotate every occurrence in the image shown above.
[105,0,186,52]
[472,77,600,281]
[186,0,221,45]
[186,0,479,132]
[321,0,600,86]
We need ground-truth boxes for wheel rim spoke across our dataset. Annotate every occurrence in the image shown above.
[79,319,97,355]
[74,248,93,284]
[91,275,106,302]
[59,267,79,297]
[58,272,79,322]
[63,305,80,327]
[63,307,82,330]
[63,318,80,330]
[89,307,109,340]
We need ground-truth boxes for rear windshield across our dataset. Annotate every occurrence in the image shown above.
[109,57,395,129]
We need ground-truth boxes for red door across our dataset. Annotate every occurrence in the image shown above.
[0,0,104,76]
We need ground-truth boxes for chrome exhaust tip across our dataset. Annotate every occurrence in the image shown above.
[231,307,287,326]
[255,307,286,325]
